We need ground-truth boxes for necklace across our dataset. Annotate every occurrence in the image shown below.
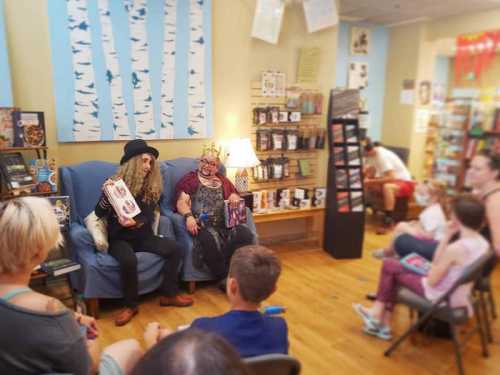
[198,173,222,188]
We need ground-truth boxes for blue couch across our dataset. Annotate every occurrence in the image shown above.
[158,157,257,292]
[60,158,257,311]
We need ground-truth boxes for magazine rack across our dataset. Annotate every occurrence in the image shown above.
[323,92,365,259]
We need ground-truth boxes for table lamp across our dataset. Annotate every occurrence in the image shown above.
[225,138,260,193]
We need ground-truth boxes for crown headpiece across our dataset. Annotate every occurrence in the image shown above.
[201,142,222,159]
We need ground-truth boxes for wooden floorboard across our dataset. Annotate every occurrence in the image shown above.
[96,224,500,375]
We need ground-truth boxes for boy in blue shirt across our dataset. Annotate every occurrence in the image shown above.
[191,245,288,358]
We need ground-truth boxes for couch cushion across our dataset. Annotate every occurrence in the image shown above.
[60,161,118,222]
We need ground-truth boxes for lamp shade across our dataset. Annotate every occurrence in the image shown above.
[225,138,260,168]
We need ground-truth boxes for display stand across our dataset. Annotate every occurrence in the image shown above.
[323,92,365,259]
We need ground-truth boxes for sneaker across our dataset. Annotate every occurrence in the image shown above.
[352,303,380,331]
[363,324,393,340]
[372,249,388,259]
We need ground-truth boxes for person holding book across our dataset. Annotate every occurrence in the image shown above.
[190,245,289,357]
[175,143,254,279]
[0,197,143,374]
[393,150,500,260]
[95,139,193,327]
[353,195,489,340]
[372,180,448,259]
[363,140,415,234]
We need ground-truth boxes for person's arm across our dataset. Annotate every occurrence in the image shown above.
[486,194,500,256]
[432,222,459,262]
[177,192,199,236]
[426,243,460,286]
[364,169,396,186]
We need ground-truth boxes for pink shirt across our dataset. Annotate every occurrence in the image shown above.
[422,235,489,316]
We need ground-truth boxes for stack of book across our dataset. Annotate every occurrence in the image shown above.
[41,258,81,277]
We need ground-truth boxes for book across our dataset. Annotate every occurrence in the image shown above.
[224,198,247,228]
[336,169,348,189]
[330,89,359,119]
[400,252,431,276]
[345,124,358,143]
[334,146,345,166]
[336,192,349,213]
[103,179,141,219]
[0,107,17,148]
[47,196,71,231]
[0,152,35,190]
[41,258,81,277]
[28,158,57,193]
[298,159,311,177]
[349,168,362,188]
[350,191,364,212]
[347,146,361,165]
[12,111,46,147]
[332,123,344,143]
[313,187,326,207]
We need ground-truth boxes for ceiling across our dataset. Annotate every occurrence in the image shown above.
[337,0,500,26]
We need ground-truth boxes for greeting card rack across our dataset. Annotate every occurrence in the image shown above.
[323,96,365,259]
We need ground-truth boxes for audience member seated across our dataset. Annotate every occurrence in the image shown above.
[353,195,489,340]
[394,150,500,260]
[372,180,447,259]
[364,140,415,234]
[0,197,143,375]
[94,139,193,326]
[191,245,288,357]
[131,328,251,375]
[175,143,254,280]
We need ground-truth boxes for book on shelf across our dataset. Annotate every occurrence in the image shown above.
[224,198,247,228]
[28,158,57,193]
[298,159,311,177]
[330,89,359,119]
[0,107,17,148]
[103,179,141,219]
[41,258,81,277]
[349,168,362,188]
[345,124,358,143]
[12,111,46,148]
[312,187,326,207]
[336,192,349,213]
[334,146,345,166]
[350,191,363,212]
[47,196,71,232]
[400,252,431,276]
[0,152,35,190]
[347,146,361,165]
[332,123,344,143]
[336,169,348,189]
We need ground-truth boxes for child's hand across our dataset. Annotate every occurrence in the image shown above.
[118,216,136,227]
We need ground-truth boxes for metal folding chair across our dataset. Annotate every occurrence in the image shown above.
[384,251,495,375]
[244,354,301,375]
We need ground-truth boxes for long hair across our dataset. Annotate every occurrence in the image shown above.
[113,155,162,204]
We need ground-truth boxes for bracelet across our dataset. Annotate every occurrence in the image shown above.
[183,212,194,219]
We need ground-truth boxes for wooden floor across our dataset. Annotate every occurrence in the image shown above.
[97,224,500,375]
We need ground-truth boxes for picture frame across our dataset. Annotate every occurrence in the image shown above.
[350,27,370,55]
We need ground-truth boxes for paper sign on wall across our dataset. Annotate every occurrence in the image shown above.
[297,47,321,84]
[303,0,338,33]
[251,0,285,44]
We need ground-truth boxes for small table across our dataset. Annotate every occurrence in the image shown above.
[253,207,325,247]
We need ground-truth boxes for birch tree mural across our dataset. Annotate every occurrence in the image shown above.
[187,0,206,137]
[48,0,212,142]
[98,0,131,140]
[67,0,101,141]
[160,0,176,139]
[125,0,156,139]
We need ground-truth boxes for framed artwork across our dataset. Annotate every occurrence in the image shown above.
[350,27,370,55]
[419,81,432,106]
[48,0,213,142]
[348,62,368,90]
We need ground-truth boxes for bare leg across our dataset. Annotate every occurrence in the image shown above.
[383,183,399,211]
[102,339,143,375]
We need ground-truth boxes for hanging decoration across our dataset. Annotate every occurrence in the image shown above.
[454,30,500,83]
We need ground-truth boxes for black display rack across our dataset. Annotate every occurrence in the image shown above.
[323,93,365,259]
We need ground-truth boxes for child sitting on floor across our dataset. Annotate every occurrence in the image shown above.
[372,180,448,259]
[191,244,288,358]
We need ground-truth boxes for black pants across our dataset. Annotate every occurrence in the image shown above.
[197,225,254,279]
[108,236,182,308]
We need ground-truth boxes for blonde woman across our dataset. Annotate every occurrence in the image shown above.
[95,140,193,327]
[0,197,143,374]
